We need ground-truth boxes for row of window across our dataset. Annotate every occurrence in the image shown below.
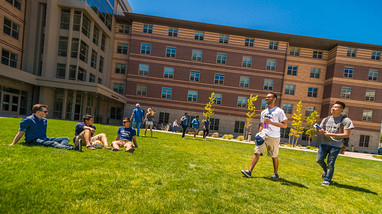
[340,88,376,101]
[6,0,21,10]
[342,67,379,81]
[55,63,102,83]
[346,48,381,60]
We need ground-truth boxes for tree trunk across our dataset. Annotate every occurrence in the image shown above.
[308,136,311,147]
[292,136,295,147]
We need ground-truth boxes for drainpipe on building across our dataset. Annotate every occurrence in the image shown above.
[279,42,289,106]
[20,0,28,70]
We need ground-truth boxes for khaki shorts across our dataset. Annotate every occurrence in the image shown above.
[191,128,199,133]
[254,136,280,157]
[75,131,104,144]
[114,140,134,148]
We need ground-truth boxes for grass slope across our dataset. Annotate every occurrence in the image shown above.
[0,118,381,213]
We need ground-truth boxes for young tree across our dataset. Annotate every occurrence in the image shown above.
[203,92,216,120]
[290,101,304,147]
[244,94,258,140]
[305,110,319,146]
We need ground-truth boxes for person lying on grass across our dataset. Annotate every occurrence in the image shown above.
[9,104,80,151]
[112,117,138,153]
[74,114,111,150]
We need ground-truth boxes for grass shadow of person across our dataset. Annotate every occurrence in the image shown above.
[331,182,378,195]
[262,177,309,189]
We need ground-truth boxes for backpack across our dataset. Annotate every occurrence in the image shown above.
[322,115,349,146]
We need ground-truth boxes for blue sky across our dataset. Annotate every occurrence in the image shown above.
[129,0,382,46]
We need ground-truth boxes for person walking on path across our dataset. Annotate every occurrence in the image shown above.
[203,117,210,140]
[144,108,155,137]
[172,120,179,132]
[316,101,354,186]
[241,92,287,179]
[10,104,79,151]
[130,103,144,136]
[191,116,200,140]
[180,112,189,139]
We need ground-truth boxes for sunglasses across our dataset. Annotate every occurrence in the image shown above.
[122,121,129,124]
[40,110,48,113]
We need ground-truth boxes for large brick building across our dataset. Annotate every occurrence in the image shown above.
[112,13,382,153]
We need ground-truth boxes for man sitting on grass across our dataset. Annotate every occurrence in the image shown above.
[74,114,111,150]
[9,104,79,151]
[112,118,138,153]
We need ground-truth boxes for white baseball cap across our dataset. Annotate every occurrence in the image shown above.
[136,103,141,107]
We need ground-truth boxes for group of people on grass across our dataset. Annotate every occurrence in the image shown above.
[10,93,354,186]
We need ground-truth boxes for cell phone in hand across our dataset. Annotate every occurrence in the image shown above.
[314,123,322,130]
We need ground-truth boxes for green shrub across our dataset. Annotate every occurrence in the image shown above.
[228,134,234,140]
[222,134,229,139]
[198,131,204,136]
[187,132,192,135]
[236,136,244,141]
[212,132,219,138]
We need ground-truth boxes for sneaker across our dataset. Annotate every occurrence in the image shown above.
[321,181,330,186]
[241,170,251,178]
[126,148,135,153]
[112,148,122,151]
[75,139,83,152]
[321,172,326,179]
[271,173,279,180]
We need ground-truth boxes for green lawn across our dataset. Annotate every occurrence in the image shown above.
[1,117,381,213]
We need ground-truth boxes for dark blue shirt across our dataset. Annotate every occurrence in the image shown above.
[74,122,96,142]
[192,118,200,129]
[181,116,189,126]
[117,126,136,141]
[19,114,47,143]
[204,120,210,129]
[132,108,144,123]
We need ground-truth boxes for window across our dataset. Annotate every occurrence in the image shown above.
[110,107,122,120]
[6,0,21,9]
[166,47,176,57]
[56,63,66,79]
[113,83,125,94]
[239,76,250,88]
[192,50,202,61]
[359,135,370,147]
[101,34,106,51]
[141,43,151,54]
[117,43,128,54]
[1,49,18,68]
[365,90,375,102]
[82,14,90,38]
[89,73,95,82]
[264,80,274,90]
[187,90,198,102]
[280,127,291,138]
[310,68,320,78]
[159,112,170,125]
[214,74,224,84]
[3,17,20,40]
[261,99,267,109]
[69,65,77,80]
[307,87,318,97]
[60,9,70,30]
[91,50,97,69]
[190,70,200,82]
[290,47,300,56]
[143,24,153,33]
[58,37,68,57]
[161,88,172,99]
[242,56,252,67]
[79,41,89,63]
[137,85,147,96]
[213,94,222,105]
[192,31,204,41]
[71,38,79,58]
[305,106,316,116]
[344,67,354,78]
[99,56,104,73]
[164,67,174,78]
[93,26,99,45]
[269,41,278,50]
[362,110,372,122]
[115,63,126,74]
[368,70,378,81]
[266,59,276,70]
[119,25,130,34]
[73,11,81,31]
[138,64,149,76]
[340,87,351,99]
[347,48,357,57]
[237,97,247,108]
[313,50,323,59]
[98,78,102,84]
[234,121,245,133]
[219,34,229,43]
[371,51,381,60]
[210,118,219,130]
[217,53,227,64]
[284,84,295,95]
[282,104,293,114]
[77,67,87,81]
[287,65,298,76]
[168,27,178,37]
[245,38,254,47]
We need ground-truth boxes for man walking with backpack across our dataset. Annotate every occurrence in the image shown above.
[316,101,354,186]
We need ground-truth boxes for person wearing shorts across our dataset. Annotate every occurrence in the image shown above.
[112,118,138,153]
[74,114,111,150]
[241,92,287,179]
[191,115,200,140]
[144,108,155,137]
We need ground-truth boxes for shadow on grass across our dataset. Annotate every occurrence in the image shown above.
[261,177,309,189]
[331,182,378,195]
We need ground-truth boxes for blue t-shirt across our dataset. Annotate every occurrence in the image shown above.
[132,108,144,123]
[73,122,96,142]
[181,116,189,126]
[204,120,210,129]
[19,114,47,142]
[192,118,200,129]
[117,126,136,141]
